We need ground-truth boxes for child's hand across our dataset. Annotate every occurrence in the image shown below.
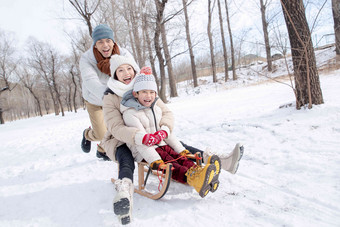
[179,149,190,157]
[154,130,167,142]
[142,134,160,146]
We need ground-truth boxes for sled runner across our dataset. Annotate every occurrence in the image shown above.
[111,162,173,200]
[111,153,202,200]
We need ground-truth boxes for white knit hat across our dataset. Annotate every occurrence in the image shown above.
[133,67,158,93]
[110,54,139,77]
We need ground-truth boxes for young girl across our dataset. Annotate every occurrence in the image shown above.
[120,66,219,197]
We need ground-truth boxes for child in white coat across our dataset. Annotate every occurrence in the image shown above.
[120,67,218,198]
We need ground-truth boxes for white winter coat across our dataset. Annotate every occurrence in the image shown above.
[120,92,186,164]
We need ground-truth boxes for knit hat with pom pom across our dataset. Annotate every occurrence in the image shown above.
[133,67,157,93]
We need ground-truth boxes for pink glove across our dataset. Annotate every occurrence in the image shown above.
[154,130,168,142]
[142,134,160,147]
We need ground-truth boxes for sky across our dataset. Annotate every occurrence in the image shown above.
[0,0,335,56]
[0,0,76,54]
[0,44,339,226]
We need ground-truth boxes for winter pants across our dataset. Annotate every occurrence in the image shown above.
[115,144,135,182]
[115,143,204,183]
[180,141,205,162]
[85,101,106,152]
[156,145,195,184]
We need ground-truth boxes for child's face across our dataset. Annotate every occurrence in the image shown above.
[133,90,156,107]
[116,64,136,85]
[94,38,114,58]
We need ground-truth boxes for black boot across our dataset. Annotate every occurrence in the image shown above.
[81,129,91,153]
[96,150,111,161]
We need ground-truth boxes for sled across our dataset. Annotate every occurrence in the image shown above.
[111,153,202,200]
[111,162,173,200]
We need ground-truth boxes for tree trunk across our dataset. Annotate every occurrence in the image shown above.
[71,70,78,113]
[182,0,198,87]
[154,0,168,103]
[143,13,160,93]
[128,0,145,66]
[53,80,64,116]
[46,83,59,115]
[281,0,324,109]
[208,0,217,83]
[217,0,229,82]
[0,108,4,124]
[51,54,64,116]
[332,0,340,55]
[161,22,178,97]
[43,98,50,114]
[224,0,236,80]
[28,87,43,117]
[260,0,272,71]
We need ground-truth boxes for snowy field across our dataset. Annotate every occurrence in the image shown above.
[0,48,340,226]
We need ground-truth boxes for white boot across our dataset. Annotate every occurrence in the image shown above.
[220,143,244,174]
[204,143,244,174]
[113,178,134,225]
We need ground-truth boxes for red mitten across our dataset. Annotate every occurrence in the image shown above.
[142,134,160,147]
[154,130,168,142]
[140,66,152,75]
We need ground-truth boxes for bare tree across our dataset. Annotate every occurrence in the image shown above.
[280,0,323,109]
[0,30,18,124]
[182,0,198,87]
[64,46,82,113]
[208,0,217,83]
[27,39,65,116]
[127,0,145,66]
[0,86,9,124]
[0,32,17,91]
[161,20,178,97]
[154,0,168,102]
[67,27,92,53]
[333,0,340,55]
[19,68,43,117]
[142,0,160,92]
[259,0,273,71]
[224,0,237,80]
[217,0,229,82]
[68,0,101,36]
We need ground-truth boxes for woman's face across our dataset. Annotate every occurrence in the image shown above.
[115,64,135,84]
[94,38,114,58]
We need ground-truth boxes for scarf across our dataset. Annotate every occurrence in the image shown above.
[107,77,136,98]
[93,43,120,76]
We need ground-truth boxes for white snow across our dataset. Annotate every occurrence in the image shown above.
[1,47,339,227]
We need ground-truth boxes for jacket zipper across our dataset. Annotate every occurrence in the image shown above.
[150,103,158,132]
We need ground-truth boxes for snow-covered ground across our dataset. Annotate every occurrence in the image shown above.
[0,47,339,226]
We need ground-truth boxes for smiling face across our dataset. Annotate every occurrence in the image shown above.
[115,64,136,85]
[94,38,114,58]
[133,90,156,107]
